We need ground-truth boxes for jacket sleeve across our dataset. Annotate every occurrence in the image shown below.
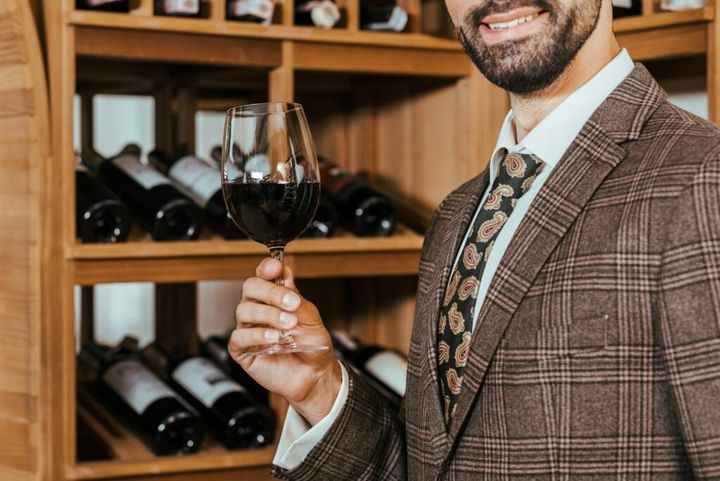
[659,155,720,479]
[271,202,446,481]
[271,361,407,481]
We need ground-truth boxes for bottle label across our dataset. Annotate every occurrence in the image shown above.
[612,0,633,7]
[168,155,222,207]
[112,154,170,190]
[102,360,179,414]
[364,351,407,397]
[172,357,245,408]
[229,0,275,22]
[164,0,200,13]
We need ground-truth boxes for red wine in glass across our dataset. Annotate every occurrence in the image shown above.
[223,181,320,248]
[221,102,328,356]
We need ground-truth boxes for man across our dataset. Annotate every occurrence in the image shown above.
[230,0,720,478]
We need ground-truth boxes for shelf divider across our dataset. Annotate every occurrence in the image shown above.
[269,40,295,101]
[156,283,200,354]
[131,0,154,16]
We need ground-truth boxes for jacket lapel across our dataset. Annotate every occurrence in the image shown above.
[418,169,489,456]
[445,64,667,449]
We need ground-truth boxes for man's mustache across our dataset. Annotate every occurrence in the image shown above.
[467,0,554,26]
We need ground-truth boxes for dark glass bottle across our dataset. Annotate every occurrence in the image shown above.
[76,0,130,12]
[148,149,244,239]
[294,0,340,28]
[76,165,133,243]
[318,157,396,236]
[81,145,203,241]
[202,332,270,404]
[142,343,276,449]
[77,340,205,456]
[155,0,202,17]
[331,330,407,410]
[226,0,275,23]
[300,195,337,238]
[360,3,408,32]
[612,0,641,18]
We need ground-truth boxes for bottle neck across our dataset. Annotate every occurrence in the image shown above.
[147,149,175,175]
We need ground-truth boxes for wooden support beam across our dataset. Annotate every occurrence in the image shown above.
[269,41,295,102]
[155,283,199,354]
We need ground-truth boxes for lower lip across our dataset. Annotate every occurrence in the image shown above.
[479,11,549,45]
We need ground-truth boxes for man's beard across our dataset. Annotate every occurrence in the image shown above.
[457,0,602,94]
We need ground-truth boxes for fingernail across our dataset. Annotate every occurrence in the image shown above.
[265,329,279,342]
[283,293,300,309]
[280,311,297,327]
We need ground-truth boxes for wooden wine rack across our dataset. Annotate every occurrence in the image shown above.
[2,0,720,479]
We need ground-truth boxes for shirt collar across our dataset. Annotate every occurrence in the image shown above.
[489,49,635,179]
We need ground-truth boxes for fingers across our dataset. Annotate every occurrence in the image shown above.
[228,327,279,356]
[255,258,298,292]
[235,301,298,330]
[242,276,301,311]
[256,258,283,280]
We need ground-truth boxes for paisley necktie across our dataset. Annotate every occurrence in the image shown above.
[437,150,545,425]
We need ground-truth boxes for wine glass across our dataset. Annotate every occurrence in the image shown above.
[221,102,329,356]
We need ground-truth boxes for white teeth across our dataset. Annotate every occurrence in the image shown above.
[487,13,538,31]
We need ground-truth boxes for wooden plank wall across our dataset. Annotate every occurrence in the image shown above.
[0,0,48,480]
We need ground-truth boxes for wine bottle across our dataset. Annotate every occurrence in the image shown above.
[81,145,203,241]
[318,157,396,236]
[142,343,275,449]
[77,0,130,12]
[331,330,407,409]
[77,339,205,456]
[612,0,641,17]
[360,4,408,32]
[300,195,337,238]
[155,0,202,17]
[76,165,133,243]
[148,149,244,239]
[227,0,275,23]
[202,332,269,404]
[295,0,341,28]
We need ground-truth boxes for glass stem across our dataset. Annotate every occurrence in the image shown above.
[270,247,294,346]
[270,247,285,285]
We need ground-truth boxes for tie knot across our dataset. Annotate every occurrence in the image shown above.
[494,151,545,196]
[500,151,544,179]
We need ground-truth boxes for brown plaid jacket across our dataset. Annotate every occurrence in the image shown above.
[272,64,720,480]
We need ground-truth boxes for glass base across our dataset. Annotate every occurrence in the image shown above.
[240,333,330,357]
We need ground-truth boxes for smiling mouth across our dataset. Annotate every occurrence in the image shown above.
[483,11,543,31]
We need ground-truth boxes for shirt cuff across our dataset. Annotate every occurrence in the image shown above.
[272,360,349,470]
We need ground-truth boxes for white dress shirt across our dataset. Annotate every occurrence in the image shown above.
[273,49,635,470]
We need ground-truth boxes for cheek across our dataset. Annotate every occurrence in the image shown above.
[443,0,467,26]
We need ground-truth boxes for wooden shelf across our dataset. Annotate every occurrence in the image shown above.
[616,9,714,61]
[68,10,462,51]
[74,23,470,77]
[71,387,276,480]
[71,447,275,480]
[70,226,424,284]
[69,8,717,76]
[614,7,714,33]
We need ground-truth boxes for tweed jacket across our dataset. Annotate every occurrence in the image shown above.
[272,64,720,480]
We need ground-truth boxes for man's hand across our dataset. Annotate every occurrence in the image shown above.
[229,258,342,425]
